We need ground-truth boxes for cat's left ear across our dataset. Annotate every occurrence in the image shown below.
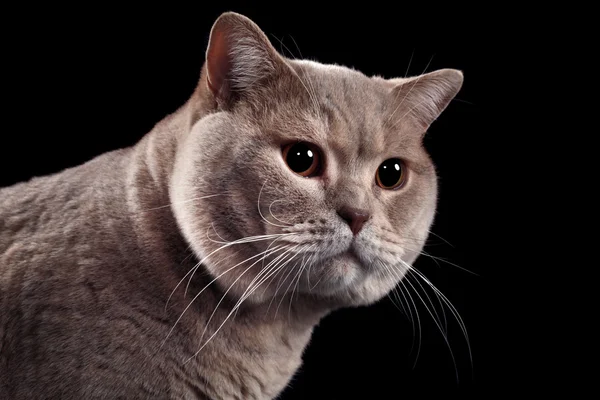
[388,69,464,129]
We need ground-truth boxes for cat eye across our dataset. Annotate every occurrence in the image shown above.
[282,142,322,177]
[376,158,406,190]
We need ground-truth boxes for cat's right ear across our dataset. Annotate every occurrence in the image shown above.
[387,69,464,130]
[205,12,285,106]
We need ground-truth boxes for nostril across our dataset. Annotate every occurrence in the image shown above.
[338,213,353,226]
[337,206,370,236]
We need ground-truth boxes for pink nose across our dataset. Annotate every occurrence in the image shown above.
[337,206,370,236]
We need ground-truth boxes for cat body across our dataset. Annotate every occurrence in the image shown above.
[0,12,463,399]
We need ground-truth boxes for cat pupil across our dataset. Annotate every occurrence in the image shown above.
[287,143,315,173]
[378,159,403,187]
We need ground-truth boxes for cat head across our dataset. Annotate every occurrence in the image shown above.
[170,12,463,308]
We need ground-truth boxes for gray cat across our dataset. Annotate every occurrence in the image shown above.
[0,12,464,399]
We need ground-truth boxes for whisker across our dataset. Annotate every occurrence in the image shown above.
[165,232,297,310]
[178,242,198,267]
[246,246,309,314]
[404,49,415,78]
[259,244,312,298]
[271,34,296,60]
[265,248,309,315]
[288,35,303,59]
[393,240,479,276]
[403,263,473,370]
[230,238,295,321]
[274,255,306,318]
[402,264,447,335]
[161,244,288,350]
[271,35,322,120]
[419,251,479,276]
[263,253,301,313]
[386,54,435,125]
[392,260,472,380]
[258,181,290,229]
[206,222,229,244]
[247,244,308,317]
[427,229,455,248]
[302,244,318,289]
[396,281,423,365]
[185,245,302,364]
[288,250,310,320]
[379,261,422,360]
[187,245,291,355]
[379,261,409,316]
[236,244,302,308]
[305,251,319,292]
[308,258,327,291]
[400,270,459,382]
[381,261,422,367]
[393,99,435,129]
[183,233,298,297]
[412,268,449,334]
[268,199,293,226]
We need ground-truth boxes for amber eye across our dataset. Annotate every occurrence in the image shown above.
[376,158,406,190]
[282,142,322,177]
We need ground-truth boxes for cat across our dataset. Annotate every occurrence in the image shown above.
[0,11,463,399]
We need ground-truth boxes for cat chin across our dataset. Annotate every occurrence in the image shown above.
[294,254,403,307]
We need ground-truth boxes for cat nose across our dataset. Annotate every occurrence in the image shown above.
[337,206,370,236]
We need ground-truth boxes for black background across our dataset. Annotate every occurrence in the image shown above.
[1,3,528,399]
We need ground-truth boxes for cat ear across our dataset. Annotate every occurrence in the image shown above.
[205,12,284,104]
[388,69,463,129]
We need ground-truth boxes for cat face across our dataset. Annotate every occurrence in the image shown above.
[171,13,462,308]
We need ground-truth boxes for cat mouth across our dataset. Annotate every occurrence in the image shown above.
[344,248,361,263]
[340,252,361,272]
[303,249,366,295]
[333,249,363,271]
